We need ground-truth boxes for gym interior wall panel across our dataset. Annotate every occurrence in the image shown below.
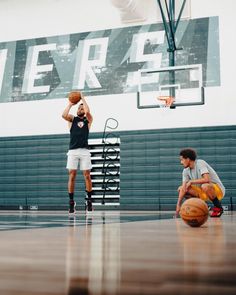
[119,125,236,210]
[0,125,235,210]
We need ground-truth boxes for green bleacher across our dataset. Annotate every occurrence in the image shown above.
[0,125,235,210]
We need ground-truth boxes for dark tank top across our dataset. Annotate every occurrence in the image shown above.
[69,116,89,149]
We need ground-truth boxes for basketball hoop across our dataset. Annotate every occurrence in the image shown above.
[157,96,176,109]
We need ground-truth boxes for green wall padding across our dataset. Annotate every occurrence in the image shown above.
[0,125,235,210]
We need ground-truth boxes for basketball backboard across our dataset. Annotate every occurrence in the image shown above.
[137,64,204,109]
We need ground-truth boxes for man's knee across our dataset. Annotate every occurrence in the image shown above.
[83,170,91,180]
[201,183,215,200]
[201,183,213,195]
[69,170,77,181]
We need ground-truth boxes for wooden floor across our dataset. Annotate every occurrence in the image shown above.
[0,210,235,295]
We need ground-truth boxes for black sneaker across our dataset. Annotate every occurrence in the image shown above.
[86,199,93,212]
[69,200,76,214]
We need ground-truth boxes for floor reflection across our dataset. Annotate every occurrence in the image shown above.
[174,217,227,287]
[0,211,235,294]
[66,212,121,295]
[176,218,225,263]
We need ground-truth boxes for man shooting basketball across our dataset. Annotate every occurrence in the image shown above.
[176,148,225,218]
[62,92,93,214]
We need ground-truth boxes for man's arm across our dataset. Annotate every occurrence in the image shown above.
[185,173,210,189]
[81,93,93,129]
[175,171,210,217]
[62,102,75,122]
[186,161,210,188]
[175,181,188,216]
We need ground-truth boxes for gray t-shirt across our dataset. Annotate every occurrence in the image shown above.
[182,159,225,196]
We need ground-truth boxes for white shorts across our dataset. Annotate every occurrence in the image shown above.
[66,148,92,171]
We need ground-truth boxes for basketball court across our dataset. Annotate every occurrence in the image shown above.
[0,210,236,294]
[0,0,236,294]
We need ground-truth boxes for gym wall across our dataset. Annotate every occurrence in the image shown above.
[0,0,235,136]
[0,0,235,210]
[0,126,235,210]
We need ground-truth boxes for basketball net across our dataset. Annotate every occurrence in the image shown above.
[157,96,175,109]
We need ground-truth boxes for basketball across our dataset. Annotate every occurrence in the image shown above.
[68,91,81,104]
[180,198,209,227]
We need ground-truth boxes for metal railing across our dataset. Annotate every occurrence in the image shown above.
[101,118,120,204]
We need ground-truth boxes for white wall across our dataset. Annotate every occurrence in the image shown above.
[0,0,235,137]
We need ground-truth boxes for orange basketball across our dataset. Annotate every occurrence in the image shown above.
[68,91,81,104]
[180,198,209,227]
